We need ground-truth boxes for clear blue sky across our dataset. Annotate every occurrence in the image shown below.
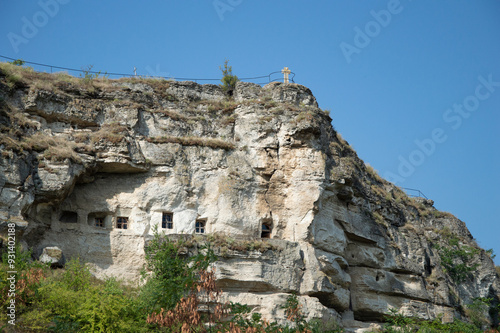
[1,0,499,264]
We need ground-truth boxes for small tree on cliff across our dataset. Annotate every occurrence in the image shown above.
[219,59,239,95]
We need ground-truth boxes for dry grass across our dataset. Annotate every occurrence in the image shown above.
[336,132,348,146]
[365,164,384,183]
[0,62,38,89]
[264,100,277,109]
[0,133,25,152]
[21,133,90,163]
[431,210,454,219]
[0,101,89,163]
[0,63,65,91]
[496,266,500,276]
[372,211,386,226]
[392,186,408,204]
[186,233,277,256]
[205,100,238,114]
[91,123,128,144]
[116,77,173,94]
[0,62,119,95]
[73,123,127,145]
[283,102,301,112]
[154,109,189,122]
[221,115,236,125]
[371,184,387,200]
[400,223,418,234]
[333,132,358,157]
[146,135,235,150]
[406,197,431,218]
[42,144,83,163]
[258,115,273,124]
[292,110,314,124]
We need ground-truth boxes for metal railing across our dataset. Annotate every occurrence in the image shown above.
[402,187,428,199]
[0,55,295,85]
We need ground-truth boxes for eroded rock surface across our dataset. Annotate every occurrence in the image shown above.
[0,68,498,331]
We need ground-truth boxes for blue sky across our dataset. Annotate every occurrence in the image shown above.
[1,0,499,264]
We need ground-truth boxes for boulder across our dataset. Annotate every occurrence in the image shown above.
[39,246,65,267]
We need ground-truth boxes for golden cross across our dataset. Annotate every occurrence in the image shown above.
[281,67,291,84]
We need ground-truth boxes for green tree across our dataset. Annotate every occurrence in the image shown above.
[138,228,217,314]
[219,59,239,94]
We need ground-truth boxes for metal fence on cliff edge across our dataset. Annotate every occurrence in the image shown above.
[0,55,295,85]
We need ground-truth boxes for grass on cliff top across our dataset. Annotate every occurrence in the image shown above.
[0,100,126,164]
[0,62,115,93]
[0,102,91,163]
[0,62,173,98]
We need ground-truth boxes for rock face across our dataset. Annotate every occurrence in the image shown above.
[0,65,499,331]
[39,246,65,267]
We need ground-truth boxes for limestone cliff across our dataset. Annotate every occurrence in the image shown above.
[0,63,498,331]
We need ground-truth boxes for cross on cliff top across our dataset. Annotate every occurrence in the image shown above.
[281,67,291,84]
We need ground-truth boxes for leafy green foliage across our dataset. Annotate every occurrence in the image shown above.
[37,258,145,333]
[434,234,480,283]
[138,227,217,314]
[465,297,496,330]
[228,297,344,333]
[282,293,308,331]
[4,237,496,332]
[486,249,496,259]
[219,59,239,93]
[0,245,45,312]
[80,65,108,86]
[0,254,147,333]
[379,309,485,333]
[9,59,25,66]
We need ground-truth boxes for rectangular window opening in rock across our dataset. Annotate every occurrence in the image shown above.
[95,217,104,228]
[162,212,173,229]
[195,219,206,234]
[116,217,129,229]
[59,211,78,223]
[88,213,110,228]
[261,223,272,238]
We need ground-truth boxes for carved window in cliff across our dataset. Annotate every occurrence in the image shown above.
[162,212,173,229]
[60,211,78,223]
[261,223,272,238]
[95,217,104,228]
[195,219,206,234]
[116,217,128,229]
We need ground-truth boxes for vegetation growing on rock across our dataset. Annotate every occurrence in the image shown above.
[0,62,499,331]
[0,236,345,332]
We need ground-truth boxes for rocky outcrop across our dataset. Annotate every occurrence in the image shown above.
[0,64,498,331]
[39,246,65,267]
